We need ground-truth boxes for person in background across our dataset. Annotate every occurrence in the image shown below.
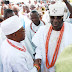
[0,16,3,23]
[4,9,15,20]
[30,5,36,11]
[63,0,72,23]
[25,10,46,59]
[21,5,26,15]
[1,1,4,15]
[12,5,19,16]
[8,3,12,9]
[63,0,72,14]
[25,6,30,14]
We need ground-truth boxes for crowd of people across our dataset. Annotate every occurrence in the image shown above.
[0,0,72,72]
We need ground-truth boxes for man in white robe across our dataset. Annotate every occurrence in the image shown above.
[25,10,46,59]
[63,0,72,24]
[0,16,38,72]
[32,2,72,72]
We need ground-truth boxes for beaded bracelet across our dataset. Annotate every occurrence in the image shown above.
[34,64,40,71]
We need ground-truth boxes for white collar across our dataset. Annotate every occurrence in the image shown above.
[32,20,42,27]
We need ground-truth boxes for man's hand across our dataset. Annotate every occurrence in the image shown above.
[34,59,41,66]
[34,59,41,72]
[63,0,68,3]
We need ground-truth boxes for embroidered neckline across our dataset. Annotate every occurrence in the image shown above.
[30,20,45,33]
[7,39,26,52]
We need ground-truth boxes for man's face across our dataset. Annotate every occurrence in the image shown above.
[34,1,37,4]
[23,6,26,12]
[6,27,25,43]
[15,27,25,42]
[30,13,40,25]
[25,6,29,11]
[13,8,19,16]
[50,16,63,30]
[30,6,36,10]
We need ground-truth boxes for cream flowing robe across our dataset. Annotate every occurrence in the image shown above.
[32,22,72,72]
[0,39,37,72]
[24,21,46,59]
[55,44,72,72]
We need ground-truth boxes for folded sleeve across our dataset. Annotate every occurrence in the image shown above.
[32,26,45,59]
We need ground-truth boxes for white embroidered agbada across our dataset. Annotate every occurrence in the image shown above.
[32,22,72,72]
[25,20,45,59]
[0,39,37,72]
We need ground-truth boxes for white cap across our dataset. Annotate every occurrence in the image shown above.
[1,15,23,35]
[49,2,64,16]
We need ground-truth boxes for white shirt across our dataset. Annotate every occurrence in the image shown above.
[0,39,37,72]
[32,22,72,72]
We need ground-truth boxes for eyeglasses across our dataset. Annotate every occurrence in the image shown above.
[50,16,63,20]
